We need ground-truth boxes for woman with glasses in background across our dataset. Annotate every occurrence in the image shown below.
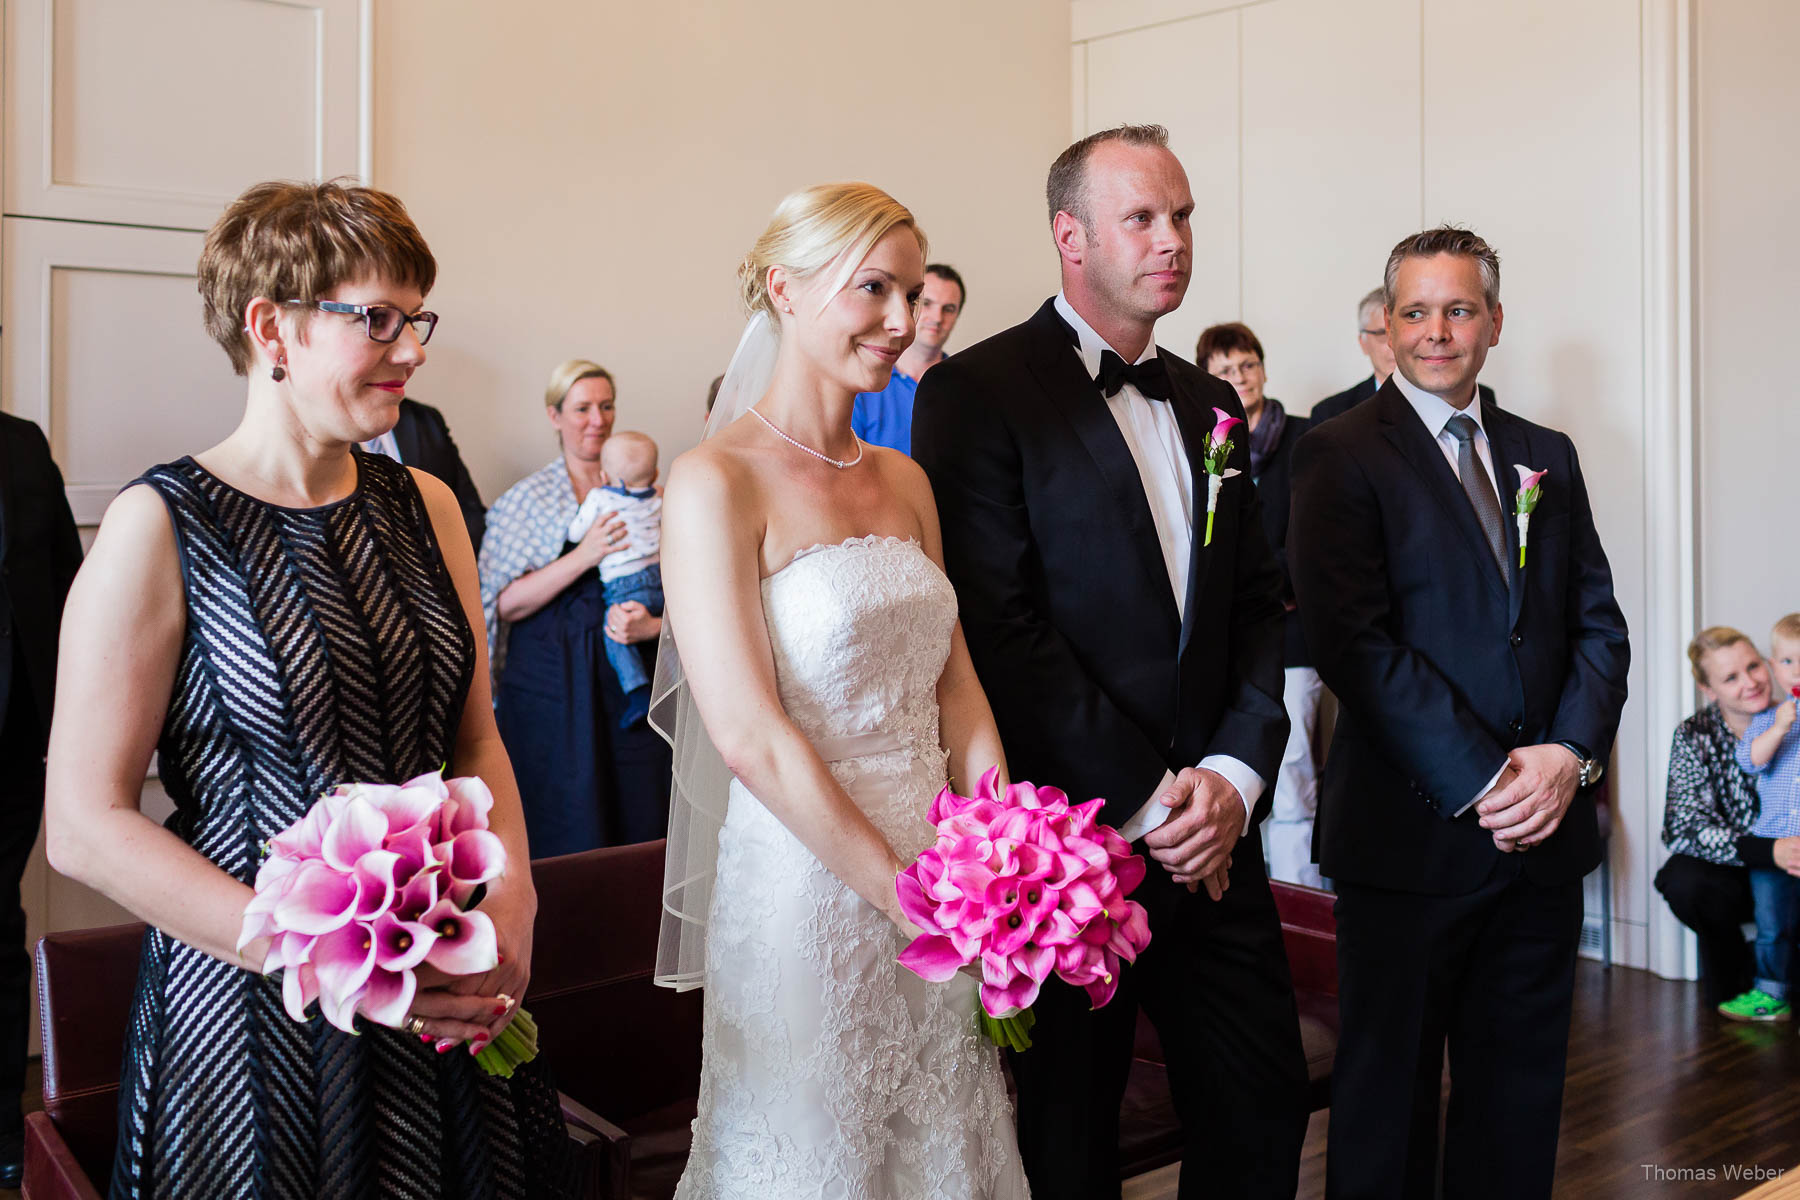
[1199,321,1323,890]
[44,179,573,1198]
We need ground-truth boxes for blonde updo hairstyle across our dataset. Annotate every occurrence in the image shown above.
[738,182,927,327]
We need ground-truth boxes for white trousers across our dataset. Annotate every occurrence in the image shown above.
[1263,666,1325,889]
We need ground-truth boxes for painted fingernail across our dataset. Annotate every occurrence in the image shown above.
[496,952,506,965]
[494,1003,509,1016]
[418,1033,431,1043]
[469,1036,488,1056]
[435,1039,454,1053]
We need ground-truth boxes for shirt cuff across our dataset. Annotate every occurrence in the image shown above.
[1198,754,1263,831]
[1119,771,1179,843]
[1452,761,1510,817]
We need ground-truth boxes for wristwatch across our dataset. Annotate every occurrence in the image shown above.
[1557,741,1603,788]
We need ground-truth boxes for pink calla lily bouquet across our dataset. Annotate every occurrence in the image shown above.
[1512,465,1547,568]
[895,768,1152,1050]
[1201,407,1244,547]
[237,770,540,1077]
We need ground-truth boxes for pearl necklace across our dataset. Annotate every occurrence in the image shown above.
[750,407,864,469]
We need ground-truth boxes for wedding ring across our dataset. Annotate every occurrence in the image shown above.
[403,1013,427,1036]
[496,993,515,1010]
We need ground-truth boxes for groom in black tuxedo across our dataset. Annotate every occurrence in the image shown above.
[914,125,1308,1200]
[1289,227,1629,1199]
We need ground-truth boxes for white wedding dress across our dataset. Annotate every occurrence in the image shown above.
[675,535,1030,1200]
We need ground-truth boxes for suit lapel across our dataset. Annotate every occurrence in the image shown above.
[1026,303,1179,633]
[1485,401,1532,626]
[1164,363,1214,660]
[1374,383,1508,601]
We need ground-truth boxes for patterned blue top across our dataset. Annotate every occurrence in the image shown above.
[1738,702,1800,838]
[851,368,920,455]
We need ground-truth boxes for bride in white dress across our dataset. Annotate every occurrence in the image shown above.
[650,182,1030,1199]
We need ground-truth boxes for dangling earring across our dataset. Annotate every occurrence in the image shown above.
[272,359,286,383]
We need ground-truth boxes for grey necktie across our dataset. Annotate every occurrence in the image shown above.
[1445,414,1508,578]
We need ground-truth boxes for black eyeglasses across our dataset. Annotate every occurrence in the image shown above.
[286,300,438,345]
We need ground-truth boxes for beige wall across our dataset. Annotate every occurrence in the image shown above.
[371,0,1073,500]
[1696,0,1800,645]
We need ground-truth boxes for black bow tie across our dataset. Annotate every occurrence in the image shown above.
[1096,349,1172,402]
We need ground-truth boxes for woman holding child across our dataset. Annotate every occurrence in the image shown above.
[1657,624,1800,1017]
[478,361,672,855]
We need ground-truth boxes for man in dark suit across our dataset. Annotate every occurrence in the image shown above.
[1312,285,1494,423]
[1289,226,1630,1200]
[0,413,82,1184]
[914,124,1308,1200]
[365,397,486,551]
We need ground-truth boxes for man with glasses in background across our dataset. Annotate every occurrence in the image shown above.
[1312,286,1495,423]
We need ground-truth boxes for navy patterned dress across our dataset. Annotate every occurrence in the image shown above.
[113,452,573,1199]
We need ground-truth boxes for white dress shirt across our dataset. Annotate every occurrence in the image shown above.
[1053,294,1263,837]
[360,430,403,463]
[1388,369,1509,814]
[1389,370,1500,511]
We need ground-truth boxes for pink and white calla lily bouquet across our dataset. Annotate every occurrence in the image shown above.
[895,768,1152,1050]
[1201,407,1245,547]
[237,770,540,1077]
[1512,465,1547,568]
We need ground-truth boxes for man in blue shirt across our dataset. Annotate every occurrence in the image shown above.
[852,263,965,454]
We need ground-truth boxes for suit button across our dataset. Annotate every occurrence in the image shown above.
[1508,717,1523,735]
[1510,632,1523,647]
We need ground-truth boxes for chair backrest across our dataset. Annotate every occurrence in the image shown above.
[529,841,703,1127]
[1270,880,1338,996]
[35,921,147,1188]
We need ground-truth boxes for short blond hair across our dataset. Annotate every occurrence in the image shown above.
[198,178,436,376]
[545,359,614,411]
[1688,625,1754,685]
[1774,613,1800,646]
[600,431,658,487]
[739,182,925,328]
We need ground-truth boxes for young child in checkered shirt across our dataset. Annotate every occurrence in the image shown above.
[1726,612,1800,1021]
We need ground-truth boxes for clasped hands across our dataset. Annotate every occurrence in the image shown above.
[1476,743,1581,852]
[1142,767,1242,900]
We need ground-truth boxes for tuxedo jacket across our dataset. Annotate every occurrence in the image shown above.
[913,299,1290,833]
[1288,381,1629,894]
[1310,375,1494,424]
[0,413,83,750]
[392,398,486,553]
[1251,409,1311,667]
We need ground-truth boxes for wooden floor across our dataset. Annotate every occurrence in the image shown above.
[8,960,1794,1199]
[1124,959,1800,1199]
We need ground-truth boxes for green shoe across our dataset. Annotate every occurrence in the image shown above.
[1717,989,1792,1022]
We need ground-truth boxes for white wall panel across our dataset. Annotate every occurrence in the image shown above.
[5,0,366,229]
[1241,0,1420,411]
[1076,0,1685,974]
[1,217,241,523]
[1421,0,1652,942]
[1696,0,1800,642]
[1082,8,1240,359]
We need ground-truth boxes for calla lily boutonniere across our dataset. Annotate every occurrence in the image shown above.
[1513,465,1547,568]
[1201,407,1243,546]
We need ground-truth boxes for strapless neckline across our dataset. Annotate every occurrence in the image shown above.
[762,533,924,585]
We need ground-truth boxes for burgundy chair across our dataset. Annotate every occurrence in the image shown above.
[1116,879,1339,1178]
[24,921,140,1200]
[527,841,703,1200]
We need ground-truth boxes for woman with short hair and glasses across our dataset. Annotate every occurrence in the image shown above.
[44,178,573,1198]
[477,361,672,856]
[1198,321,1322,890]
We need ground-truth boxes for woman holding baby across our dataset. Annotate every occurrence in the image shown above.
[478,359,672,854]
